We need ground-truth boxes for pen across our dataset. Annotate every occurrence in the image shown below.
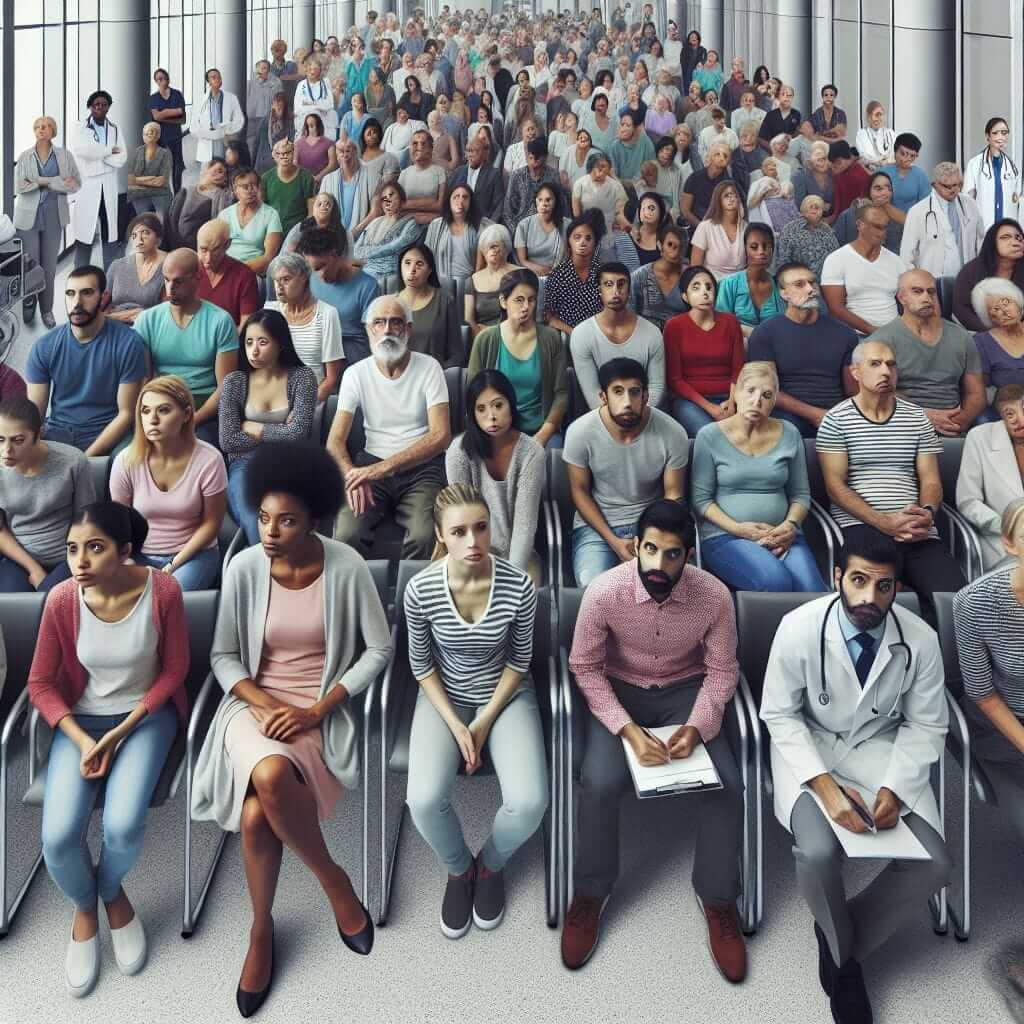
[641,726,671,762]
[843,789,877,833]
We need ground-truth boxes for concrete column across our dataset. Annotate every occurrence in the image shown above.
[296,0,316,49]
[99,0,150,189]
[810,0,833,100]
[699,1,724,54]
[213,0,247,101]
[768,0,811,124]
[341,1,356,33]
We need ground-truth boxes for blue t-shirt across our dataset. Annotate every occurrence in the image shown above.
[148,88,187,143]
[310,271,380,365]
[25,320,147,435]
[881,163,931,212]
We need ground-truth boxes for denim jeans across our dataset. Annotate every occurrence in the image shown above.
[0,556,71,594]
[670,393,729,436]
[137,548,221,591]
[771,408,819,439]
[41,705,178,910]
[43,420,104,452]
[700,531,827,592]
[572,522,636,586]
[130,195,171,220]
[194,416,220,449]
[227,458,259,546]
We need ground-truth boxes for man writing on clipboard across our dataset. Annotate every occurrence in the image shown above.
[561,500,748,984]
[760,525,952,1024]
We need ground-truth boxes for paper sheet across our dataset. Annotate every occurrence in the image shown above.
[622,724,722,796]
[804,787,932,860]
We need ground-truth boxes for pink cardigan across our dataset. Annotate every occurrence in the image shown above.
[28,571,190,729]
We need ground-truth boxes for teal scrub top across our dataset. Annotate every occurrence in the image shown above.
[496,340,544,433]
[715,270,786,329]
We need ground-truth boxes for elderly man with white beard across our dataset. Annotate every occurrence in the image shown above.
[326,294,451,557]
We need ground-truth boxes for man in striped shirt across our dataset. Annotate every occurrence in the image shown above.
[561,500,747,983]
[817,339,965,622]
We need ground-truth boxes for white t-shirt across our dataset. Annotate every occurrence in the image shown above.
[338,351,449,460]
[264,300,344,384]
[398,162,447,201]
[820,244,908,331]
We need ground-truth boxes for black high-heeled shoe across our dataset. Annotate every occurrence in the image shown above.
[338,901,374,956]
[236,925,275,1018]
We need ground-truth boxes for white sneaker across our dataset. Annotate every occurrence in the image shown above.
[65,918,100,998]
[109,911,147,976]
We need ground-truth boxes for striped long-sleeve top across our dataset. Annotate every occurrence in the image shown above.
[404,556,537,706]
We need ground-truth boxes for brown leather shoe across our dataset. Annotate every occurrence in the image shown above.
[560,893,609,970]
[703,901,747,983]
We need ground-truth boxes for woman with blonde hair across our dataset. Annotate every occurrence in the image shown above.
[404,483,546,940]
[109,375,227,591]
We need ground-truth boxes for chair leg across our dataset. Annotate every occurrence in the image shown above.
[181,763,230,938]
[929,753,949,937]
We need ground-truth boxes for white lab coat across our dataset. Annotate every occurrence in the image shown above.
[294,78,338,136]
[759,595,948,834]
[900,189,986,279]
[963,149,1023,231]
[189,90,246,164]
[70,117,127,246]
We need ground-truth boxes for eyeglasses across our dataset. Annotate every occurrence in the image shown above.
[370,317,408,330]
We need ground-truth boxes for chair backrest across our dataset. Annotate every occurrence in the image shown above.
[321,394,339,445]
[182,591,219,700]
[548,447,571,529]
[365,558,391,613]
[87,456,111,501]
[938,276,956,320]
[558,587,585,653]
[309,400,325,443]
[932,591,963,701]
[803,439,830,508]
[937,438,964,504]
[444,364,465,438]
[0,593,46,715]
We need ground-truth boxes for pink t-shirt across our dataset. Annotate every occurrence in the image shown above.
[295,135,334,175]
[109,440,227,555]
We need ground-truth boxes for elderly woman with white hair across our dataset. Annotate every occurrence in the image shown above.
[128,121,173,219]
[768,133,799,182]
[792,140,834,215]
[465,224,517,339]
[775,193,840,277]
[747,157,800,234]
[971,277,1024,419]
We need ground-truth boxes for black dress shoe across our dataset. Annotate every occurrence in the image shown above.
[338,900,374,956]
[22,297,36,326]
[236,926,274,1018]
[830,957,874,1024]
[815,923,838,997]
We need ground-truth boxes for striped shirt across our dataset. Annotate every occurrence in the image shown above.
[816,397,942,535]
[404,556,537,705]
[954,568,1024,713]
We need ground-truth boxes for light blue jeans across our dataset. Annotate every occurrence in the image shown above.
[41,705,178,911]
[137,548,221,592]
[227,458,260,546]
[572,522,636,587]
[671,393,730,436]
[700,531,827,592]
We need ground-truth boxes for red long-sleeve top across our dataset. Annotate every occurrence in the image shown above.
[664,311,745,404]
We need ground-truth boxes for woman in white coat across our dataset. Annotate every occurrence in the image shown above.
[759,526,951,1017]
[293,59,338,139]
[964,117,1023,232]
[188,69,245,169]
[71,91,127,269]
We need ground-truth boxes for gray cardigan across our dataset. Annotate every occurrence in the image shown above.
[13,146,80,231]
[190,540,392,831]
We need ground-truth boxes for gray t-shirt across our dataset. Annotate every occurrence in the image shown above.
[867,317,982,409]
[397,162,447,201]
[563,408,690,529]
[570,314,667,411]
[0,442,97,566]
[514,214,566,269]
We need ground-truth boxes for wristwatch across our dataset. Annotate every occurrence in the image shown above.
[923,503,936,516]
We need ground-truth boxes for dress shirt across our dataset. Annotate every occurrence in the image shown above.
[836,601,886,680]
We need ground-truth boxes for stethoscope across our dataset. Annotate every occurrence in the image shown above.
[924,192,968,241]
[85,115,113,145]
[301,79,328,104]
[975,145,1020,182]
[817,597,912,718]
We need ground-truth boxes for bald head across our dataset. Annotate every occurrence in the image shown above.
[163,248,201,307]
[196,221,230,272]
[897,269,938,319]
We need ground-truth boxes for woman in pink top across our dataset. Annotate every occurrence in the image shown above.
[28,501,188,997]
[109,376,227,591]
[664,266,745,435]
[690,178,748,280]
[294,112,337,185]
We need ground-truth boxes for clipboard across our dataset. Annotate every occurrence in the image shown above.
[803,787,931,861]
[622,724,722,800]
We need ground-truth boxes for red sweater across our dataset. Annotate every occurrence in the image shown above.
[663,311,745,404]
[831,162,871,219]
[28,571,190,729]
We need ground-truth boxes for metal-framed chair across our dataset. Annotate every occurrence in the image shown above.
[558,587,759,934]
[87,456,111,500]
[377,561,560,927]
[935,439,984,581]
[802,441,844,587]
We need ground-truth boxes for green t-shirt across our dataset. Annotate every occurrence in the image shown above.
[261,167,317,237]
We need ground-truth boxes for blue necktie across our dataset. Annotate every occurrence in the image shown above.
[853,633,876,687]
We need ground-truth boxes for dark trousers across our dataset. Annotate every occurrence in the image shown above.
[575,676,744,904]
[161,138,185,194]
[0,557,71,594]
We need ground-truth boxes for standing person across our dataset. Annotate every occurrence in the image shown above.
[127,122,173,220]
[195,219,261,330]
[245,60,280,160]
[149,69,187,193]
[294,57,338,138]
[261,139,317,239]
[404,485,546,939]
[252,91,295,175]
[188,69,246,170]
[190,442,384,1017]
[28,501,190,998]
[14,115,80,329]
[268,39,303,104]
[561,498,747,981]
[854,100,896,173]
[881,133,931,213]
[757,84,801,152]
[71,91,127,270]
[963,116,1023,231]
[810,84,847,141]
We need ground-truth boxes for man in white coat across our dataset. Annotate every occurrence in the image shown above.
[293,58,338,138]
[188,68,245,170]
[900,162,985,279]
[759,525,952,1024]
[71,91,127,268]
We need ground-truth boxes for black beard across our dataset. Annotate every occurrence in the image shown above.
[639,565,676,603]
[839,589,885,631]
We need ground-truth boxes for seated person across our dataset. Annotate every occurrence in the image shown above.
[663,267,743,435]
[26,265,146,454]
[561,499,747,981]
[295,226,379,366]
[760,526,952,1024]
[543,210,606,336]
[467,269,567,449]
[0,362,27,401]
[691,361,827,591]
[501,137,564,240]
[261,139,317,239]
[881,132,931,213]
[821,204,908,336]
[109,376,227,591]
[219,310,317,544]
[714,223,786,336]
[956,385,1024,570]
[28,500,188,998]
[165,157,231,250]
[327,294,450,558]
[826,141,870,222]
[466,225,518,340]
[281,190,343,254]
[515,183,567,278]
[0,396,97,592]
[217,166,284,279]
[397,129,447,225]
[266,251,345,401]
[747,261,860,437]
[190,441,385,1014]
[445,370,546,583]
[867,269,987,436]
[134,249,240,447]
[448,135,504,224]
[351,182,420,280]
[952,218,1024,332]
[395,243,463,369]
[628,224,688,331]
[817,339,966,620]
[103,214,166,325]
[564,358,688,586]
[404,484,546,939]
[195,219,261,330]
[607,110,656,183]
[970,277,1024,405]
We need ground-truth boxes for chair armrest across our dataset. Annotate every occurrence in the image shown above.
[808,501,841,589]
[939,503,984,582]
[379,625,403,759]
[1,688,30,750]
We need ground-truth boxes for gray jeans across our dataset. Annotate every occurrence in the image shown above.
[790,791,953,965]
[17,203,62,315]
[406,687,549,875]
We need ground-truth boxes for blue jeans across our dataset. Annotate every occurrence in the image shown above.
[572,522,636,586]
[671,393,729,436]
[41,705,178,911]
[43,420,104,451]
[227,458,259,546]
[194,416,220,449]
[0,556,70,594]
[700,531,827,592]
[975,405,1001,425]
[772,408,819,439]
[137,548,221,591]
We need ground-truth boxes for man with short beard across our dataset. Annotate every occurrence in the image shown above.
[326,294,451,558]
[448,136,503,222]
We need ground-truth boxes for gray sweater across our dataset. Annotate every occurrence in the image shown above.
[106,253,166,313]
[569,314,667,410]
[190,540,392,831]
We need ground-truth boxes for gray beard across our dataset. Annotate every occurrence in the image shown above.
[372,335,408,367]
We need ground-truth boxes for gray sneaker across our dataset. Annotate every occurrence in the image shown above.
[440,862,475,939]
[472,856,505,930]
